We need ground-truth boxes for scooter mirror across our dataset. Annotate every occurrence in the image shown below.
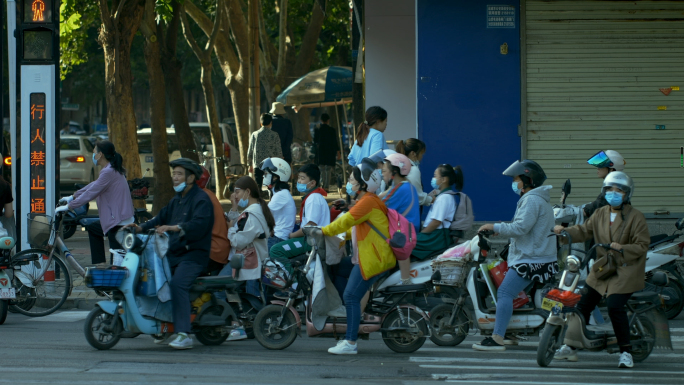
[675,218,684,231]
[652,271,669,287]
[562,179,571,197]
[230,254,245,270]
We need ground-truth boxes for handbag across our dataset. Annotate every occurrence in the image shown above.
[591,252,617,281]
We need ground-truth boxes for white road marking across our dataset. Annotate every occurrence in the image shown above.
[27,311,89,322]
[416,347,684,358]
[419,364,684,375]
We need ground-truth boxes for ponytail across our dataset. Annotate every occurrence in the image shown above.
[96,140,126,175]
[453,165,464,191]
[395,138,426,158]
[234,176,276,233]
[258,198,276,233]
[356,106,388,146]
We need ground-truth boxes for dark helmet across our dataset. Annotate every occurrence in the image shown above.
[196,166,211,189]
[169,158,203,179]
[502,160,547,188]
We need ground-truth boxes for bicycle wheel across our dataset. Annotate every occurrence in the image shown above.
[10,249,71,317]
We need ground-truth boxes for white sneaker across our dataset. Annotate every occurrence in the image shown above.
[554,345,578,362]
[227,327,248,341]
[169,333,194,350]
[618,352,634,368]
[328,340,358,355]
[399,278,413,285]
[153,333,177,345]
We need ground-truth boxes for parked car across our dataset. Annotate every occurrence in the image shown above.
[59,135,101,190]
[87,132,109,147]
[137,128,201,188]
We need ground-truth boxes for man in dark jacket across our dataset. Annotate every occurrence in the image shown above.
[583,150,626,218]
[127,158,214,350]
[313,113,340,190]
[269,102,293,164]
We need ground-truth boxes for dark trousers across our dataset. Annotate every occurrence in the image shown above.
[170,261,206,334]
[576,285,633,352]
[86,221,123,265]
[254,168,264,188]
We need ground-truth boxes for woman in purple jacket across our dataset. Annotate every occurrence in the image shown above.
[56,141,134,265]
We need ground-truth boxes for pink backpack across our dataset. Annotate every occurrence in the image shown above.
[368,183,417,261]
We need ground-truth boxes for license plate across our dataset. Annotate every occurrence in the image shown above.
[542,297,563,312]
[0,288,16,299]
[145,156,153,163]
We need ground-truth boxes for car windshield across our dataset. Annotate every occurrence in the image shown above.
[138,134,179,154]
[191,127,212,146]
[60,139,81,150]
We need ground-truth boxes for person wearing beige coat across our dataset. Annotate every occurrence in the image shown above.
[553,172,649,368]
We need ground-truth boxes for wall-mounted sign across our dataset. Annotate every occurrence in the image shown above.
[487,5,515,28]
[29,93,47,214]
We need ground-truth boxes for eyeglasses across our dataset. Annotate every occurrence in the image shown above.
[587,151,613,169]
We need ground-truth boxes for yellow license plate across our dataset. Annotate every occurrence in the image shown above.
[542,297,563,312]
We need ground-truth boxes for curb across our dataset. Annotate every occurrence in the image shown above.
[36,295,103,311]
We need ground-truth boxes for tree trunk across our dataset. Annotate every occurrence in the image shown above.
[162,2,199,162]
[200,65,228,198]
[228,82,250,166]
[141,1,175,213]
[97,0,146,208]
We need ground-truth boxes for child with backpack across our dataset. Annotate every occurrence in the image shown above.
[380,153,420,284]
[440,166,474,243]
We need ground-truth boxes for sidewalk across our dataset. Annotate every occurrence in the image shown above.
[54,189,346,310]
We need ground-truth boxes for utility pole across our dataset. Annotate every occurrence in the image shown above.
[248,0,260,135]
[351,0,364,141]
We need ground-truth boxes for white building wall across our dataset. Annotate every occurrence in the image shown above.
[365,0,417,144]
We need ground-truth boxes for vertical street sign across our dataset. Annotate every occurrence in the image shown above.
[8,0,60,250]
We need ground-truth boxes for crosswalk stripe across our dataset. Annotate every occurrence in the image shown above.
[27,311,89,322]
[419,364,684,375]
[416,347,684,358]
[434,379,671,385]
[432,373,684,383]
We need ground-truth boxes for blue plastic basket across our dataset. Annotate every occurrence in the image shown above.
[85,267,128,289]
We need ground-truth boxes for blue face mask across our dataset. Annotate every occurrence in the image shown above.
[430,177,439,190]
[92,153,99,164]
[605,191,624,207]
[173,182,186,193]
[512,181,522,196]
[346,182,356,197]
[238,198,249,208]
[297,182,311,193]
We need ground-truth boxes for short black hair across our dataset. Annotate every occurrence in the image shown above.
[299,164,321,187]
[321,113,330,122]
[261,113,273,126]
[352,167,368,191]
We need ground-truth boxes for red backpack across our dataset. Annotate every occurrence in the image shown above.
[368,183,417,261]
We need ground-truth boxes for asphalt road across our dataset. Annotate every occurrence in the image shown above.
[1,311,683,385]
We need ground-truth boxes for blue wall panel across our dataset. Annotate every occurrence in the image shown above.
[417,0,521,221]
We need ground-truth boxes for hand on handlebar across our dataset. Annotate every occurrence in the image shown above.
[122,223,142,233]
[553,225,566,235]
[478,223,498,236]
[609,242,623,253]
[59,196,74,205]
[54,205,70,214]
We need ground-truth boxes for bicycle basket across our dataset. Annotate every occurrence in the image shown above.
[432,259,468,287]
[129,178,150,199]
[27,215,53,248]
[85,266,128,289]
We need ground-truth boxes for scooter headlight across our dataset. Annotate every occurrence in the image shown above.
[566,255,581,273]
[123,233,136,251]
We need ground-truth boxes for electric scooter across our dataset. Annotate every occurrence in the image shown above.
[536,233,672,367]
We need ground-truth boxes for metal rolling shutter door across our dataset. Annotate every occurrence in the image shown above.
[525,0,684,217]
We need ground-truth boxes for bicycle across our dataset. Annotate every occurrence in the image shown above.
[9,207,100,317]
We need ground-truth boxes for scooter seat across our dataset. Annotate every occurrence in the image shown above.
[380,283,431,294]
[629,291,660,304]
[192,276,243,290]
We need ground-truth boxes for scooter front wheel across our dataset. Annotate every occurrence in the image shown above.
[537,324,562,367]
[429,303,469,346]
[382,308,428,353]
[253,304,298,350]
[84,307,122,350]
[631,316,655,363]
[0,300,8,325]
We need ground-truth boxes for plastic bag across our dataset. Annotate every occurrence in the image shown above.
[110,249,126,266]
[487,258,508,288]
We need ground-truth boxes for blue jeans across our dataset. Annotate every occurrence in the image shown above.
[170,261,206,333]
[268,236,286,252]
[343,264,381,341]
[493,268,532,337]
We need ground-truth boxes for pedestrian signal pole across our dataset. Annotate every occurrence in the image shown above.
[7,0,60,250]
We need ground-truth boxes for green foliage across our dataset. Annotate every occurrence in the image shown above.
[59,0,100,79]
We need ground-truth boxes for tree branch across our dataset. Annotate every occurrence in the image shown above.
[257,0,274,71]
[205,0,224,53]
[185,0,239,77]
[294,0,327,72]
[139,0,155,38]
[225,0,249,67]
[114,0,127,23]
[180,8,205,60]
[98,0,114,33]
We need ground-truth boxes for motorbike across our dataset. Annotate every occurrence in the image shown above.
[83,230,257,350]
[0,233,18,324]
[554,179,684,319]
[536,233,673,367]
[429,230,555,346]
[253,227,432,353]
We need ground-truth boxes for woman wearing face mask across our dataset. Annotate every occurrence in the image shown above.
[56,141,134,265]
[395,138,430,206]
[260,158,296,251]
[473,159,557,352]
[225,176,277,296]
[553,172,649,369]
[410,164,458,260]
[347,106,389,167]
[321,158,396,355]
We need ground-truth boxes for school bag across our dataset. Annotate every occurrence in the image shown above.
[368,183,417,261]
[443,190,474,231]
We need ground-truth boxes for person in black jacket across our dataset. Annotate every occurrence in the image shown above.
[583,150,626,218]
[126,158,214,350]
[313,113,340,190]
[270,102,294,164]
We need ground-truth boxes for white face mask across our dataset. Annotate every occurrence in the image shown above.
[263,173,273,187]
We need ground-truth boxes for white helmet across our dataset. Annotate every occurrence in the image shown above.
[357,157,382,193]
[260,157,291,186]
[587,150,626,171]
[602,171,634,201]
